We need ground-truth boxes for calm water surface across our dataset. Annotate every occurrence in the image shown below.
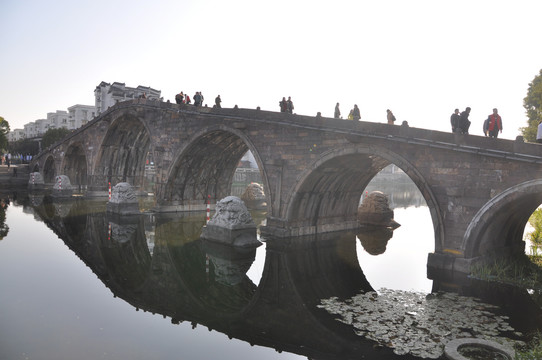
[0,186,539,360]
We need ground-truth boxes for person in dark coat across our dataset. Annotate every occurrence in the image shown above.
[287,96,294,113]
[458,107,471,134]
[279,97,288,112]
[352,104,361,121]
[450,108,460,133]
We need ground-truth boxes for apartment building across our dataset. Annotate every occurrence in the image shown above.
[9,81,160,140]
[68,104,96,129]
[94,81,161,115]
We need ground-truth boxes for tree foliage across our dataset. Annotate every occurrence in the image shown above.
[0,116,10,152]
[527,208,542,255]
[42,127,71,149]
[521,69,542,142]
[8,139,40,156]
[0,201,9,240]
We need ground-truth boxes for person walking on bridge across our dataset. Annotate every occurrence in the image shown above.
[487,108,503,138]
[175,92,184,104]
[279,97,288,112]
[334,103,341,118]
[386,109,396,124]
[458,107,471,134]
[287,96,294,114]
[450,108,460,133]
[193,92,203,106]
[352,104,361,121]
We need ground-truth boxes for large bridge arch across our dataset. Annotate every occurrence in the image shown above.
[93,113,151,191]
[463,179,542,259]
[158,126,269,212]
[62,142,88,190]
[283,144,444,247]
[43,155,57,184]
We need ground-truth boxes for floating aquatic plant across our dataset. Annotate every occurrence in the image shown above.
[318,289,523,359]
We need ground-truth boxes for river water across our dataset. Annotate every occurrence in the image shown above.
[0,176,540,359]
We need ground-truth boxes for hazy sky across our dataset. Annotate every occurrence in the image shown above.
[1,0,542,140]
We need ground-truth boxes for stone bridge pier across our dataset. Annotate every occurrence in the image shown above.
[29,99,542,274]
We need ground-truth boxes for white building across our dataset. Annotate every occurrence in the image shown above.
[94,81,161,115]
[47,110,69,130]
[68,104,96,129]
[8,129,25,142]
[9,81,160,141]
[35,119,51,135]
[24,121,39,139]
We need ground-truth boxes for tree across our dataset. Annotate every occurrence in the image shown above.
[42,127,71,149]
[527,208,542,255]
[521,69,542,142]
[0,116,10,152]
[8,139,39,156]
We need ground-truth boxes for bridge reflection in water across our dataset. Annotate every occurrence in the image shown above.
[22,190,541,360]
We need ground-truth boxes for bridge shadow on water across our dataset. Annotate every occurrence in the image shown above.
[11,191,540,359]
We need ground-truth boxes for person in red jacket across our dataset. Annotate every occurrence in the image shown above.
[487,108,503,138]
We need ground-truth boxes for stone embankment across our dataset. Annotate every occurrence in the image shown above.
[0,164,30,188]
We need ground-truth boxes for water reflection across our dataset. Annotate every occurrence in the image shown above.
[357,226,394,255]
[0,196,9,239]
[25,197,407,358]
[2,190,541,359]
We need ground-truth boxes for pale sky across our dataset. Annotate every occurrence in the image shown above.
[1,0,542,140]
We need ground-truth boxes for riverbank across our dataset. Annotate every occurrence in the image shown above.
[0,164,29,188]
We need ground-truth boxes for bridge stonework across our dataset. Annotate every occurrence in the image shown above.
[31,99,542,273]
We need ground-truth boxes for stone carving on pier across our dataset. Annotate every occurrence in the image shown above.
[52,175,73,197]
[357,191,400,255]
[201,196,261,248]
[28,172,45,190]
[357,191,400,228]
[106,182,140,215]
[240,183,267,210]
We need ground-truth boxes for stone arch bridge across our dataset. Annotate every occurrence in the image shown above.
[30,99,542,273]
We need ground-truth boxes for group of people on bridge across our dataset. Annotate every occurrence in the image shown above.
[279,97,294,113]
[450,107,503,138]
[169,92,506,139]
[334,103,397,125]
[175,91,222,108]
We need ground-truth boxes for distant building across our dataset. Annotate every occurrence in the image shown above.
[46,110,69,130]
[9,81,160,141]
[240,151,258,168]
[94,81,161,115]
[23,120,43,139]
[8,129,25,142]
[68,104,96,129]
[35,119,51,135]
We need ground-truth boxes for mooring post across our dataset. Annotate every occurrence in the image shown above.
[206,194,211,224]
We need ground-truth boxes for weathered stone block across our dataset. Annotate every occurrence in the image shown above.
[52,175,73,198]
[201,196,260,248]
[107,182,140,215]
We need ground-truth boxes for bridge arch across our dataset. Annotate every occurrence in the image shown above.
[94,113,151,191]
[285,144,444,248]
[160,126,269,211]
[43,155,56,184]
[62,143,88,190]
[463,179,542,259]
